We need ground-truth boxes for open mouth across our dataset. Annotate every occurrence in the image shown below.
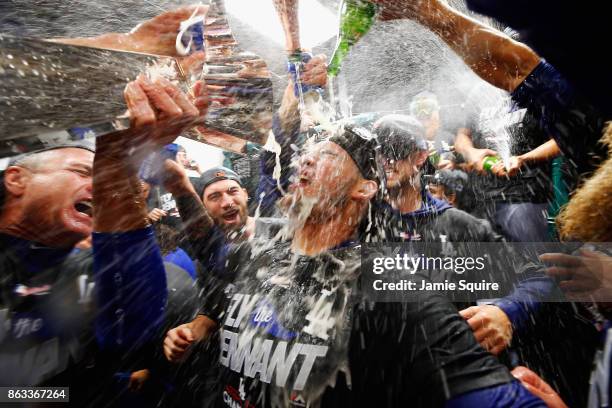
[222,209,239,221]
[297,176,310,187]
[74,200,93,217]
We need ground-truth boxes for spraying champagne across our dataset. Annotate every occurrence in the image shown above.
[327,0,377,77]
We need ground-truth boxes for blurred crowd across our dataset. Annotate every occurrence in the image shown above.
[1,1,611,407]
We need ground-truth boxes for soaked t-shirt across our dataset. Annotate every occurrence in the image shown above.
[201,239,514,407]
[0,228,166,406]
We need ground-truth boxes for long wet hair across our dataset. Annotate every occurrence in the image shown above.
[557,123,612,241]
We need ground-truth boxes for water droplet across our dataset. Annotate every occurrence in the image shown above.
[8,64,15,69]
[6,54,13,59]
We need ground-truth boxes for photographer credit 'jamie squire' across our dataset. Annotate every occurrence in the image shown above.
[372,279,500,293]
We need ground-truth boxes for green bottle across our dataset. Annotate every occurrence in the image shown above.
[327,0,377,77]
[482,156,500,172]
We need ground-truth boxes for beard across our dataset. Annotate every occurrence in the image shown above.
[280,188,349,230]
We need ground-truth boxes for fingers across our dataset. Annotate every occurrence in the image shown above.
[163,327,194,362]
[179,50,207,77]
[178,327,195,342]
[124,81,156,128]
[191,80,210,114]
[539,253,584,267]
[156,77,199,118]
[559,279,595,292]
[459,306,478,320]
[544,265,574,280]
[463,306,511,354]
[483,149,498,157]
[138,76,183,118]
[302,54,328,86]
[490,162,506,177]
[472,326,492,343]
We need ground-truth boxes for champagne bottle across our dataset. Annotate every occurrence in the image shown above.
[482,156,501,172]
[327,0,377,77]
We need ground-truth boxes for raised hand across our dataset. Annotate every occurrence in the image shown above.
[161,159,196,197]
[301,54,328,87]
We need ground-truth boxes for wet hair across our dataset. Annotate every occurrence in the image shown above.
[0,143,95,214]
[425,169,475,211]
[328,125,379,180]
[373,114,428,161]
[557,123,612,241]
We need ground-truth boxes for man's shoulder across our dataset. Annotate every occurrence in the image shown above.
[434,208,499,240]
[254,217,287,240]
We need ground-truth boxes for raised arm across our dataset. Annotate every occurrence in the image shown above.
[92,75,207,349]
[256,55,328,214]
[50,6,208,57]
[371,0,540,92]
[161,158,215,251]
[454,127,498,173]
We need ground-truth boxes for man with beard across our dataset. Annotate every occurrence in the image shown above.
[161,163,283,281]
[164,126,545,407]
[0,72,206,405]
[371,0,606,179]
[373,114,500,244]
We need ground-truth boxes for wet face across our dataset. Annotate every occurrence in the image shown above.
[427,183,446,200]
[428,183,456,206]
[382,150,427,190]
[10,148,94,247]
[291,141,360,214]
[202,179,249,233]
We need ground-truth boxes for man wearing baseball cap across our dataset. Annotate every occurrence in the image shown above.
[425,169,474,212]
[373,114,499,243]
[160,160,284,283]
[0,73,206,403]
[163,124,546,407]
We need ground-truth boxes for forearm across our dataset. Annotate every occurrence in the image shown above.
[174,191,214,244]
[454,128,475,157]
[278,82,301,140]
[272,0,301,52]
[519,139,561,163]
[93,138,149,233]
[416,2,540,92]
[190,314,219,342]
[259,83,301,190]
[49,33,134,52]
[492,275,560,334]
